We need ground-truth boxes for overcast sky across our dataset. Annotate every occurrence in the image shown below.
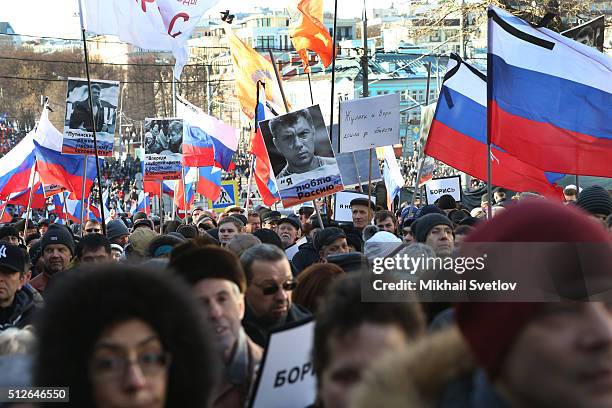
[4,0,408,40]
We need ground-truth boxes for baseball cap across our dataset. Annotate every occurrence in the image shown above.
[0,243,27,274]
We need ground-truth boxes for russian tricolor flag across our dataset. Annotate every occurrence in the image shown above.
[0,130,35,199]
[53,193,101,223]
[130,191,151,215]
[425,54,563,199]
[177,96,237,171]
[250,87,280,206]
[195,166,222,201]
[488,6,612,177]
[33,141,99,201]
[7,182,47,209]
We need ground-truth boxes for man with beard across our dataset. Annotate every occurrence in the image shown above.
[171,246,262,408]
[240,244,311,347]
[30,224,75,294]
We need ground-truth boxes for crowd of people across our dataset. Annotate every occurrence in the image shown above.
[0,179,611,407]
[0,123,26,158]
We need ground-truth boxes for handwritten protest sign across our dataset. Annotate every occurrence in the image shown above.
[425,175,462,204]
[339,94,400,153]
[63,78,119,157]
[249,319,316,408]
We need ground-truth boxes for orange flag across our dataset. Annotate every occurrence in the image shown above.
[225,25,286,117]
[290,0,335,71]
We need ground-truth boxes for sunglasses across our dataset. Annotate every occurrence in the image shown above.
[86,228,102,233]
[260,280,297,296]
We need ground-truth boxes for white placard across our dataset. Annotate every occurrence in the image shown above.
[339,94,400,153]
[249,319,315,408]
[425,176,462,204]
[333,191,376,222]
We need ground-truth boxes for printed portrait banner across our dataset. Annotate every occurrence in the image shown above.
[425,175,462,204]
[259,105,344,208]
[339,93,400,153]
[63,77,119,157]
[333,191,376,222]
[207,180,239,213]
[143,118,183,181]
[562,15,605,52]
[249,319,316,408]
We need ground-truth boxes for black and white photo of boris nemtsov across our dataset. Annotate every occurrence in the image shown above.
[144,119,183,155]
[65,78,119,134]
[261,105,338,179]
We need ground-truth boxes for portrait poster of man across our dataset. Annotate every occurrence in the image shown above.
[143,118,183,181]
[259,105,344,207]
[562,15,605,52]
[63,77,119,157]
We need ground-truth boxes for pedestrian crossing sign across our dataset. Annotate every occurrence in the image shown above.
[208,180,239,213]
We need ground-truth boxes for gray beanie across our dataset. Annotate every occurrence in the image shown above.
[41,224,75,255]
[415,213,454,243]
[106,219,129,241]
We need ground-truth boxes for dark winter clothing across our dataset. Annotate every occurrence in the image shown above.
[242,302,311,348]
[0,284,44,331]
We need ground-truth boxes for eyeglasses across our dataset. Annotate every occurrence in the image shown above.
[90,351,171,381]
[86,228,102,233]
[256,280,297,296]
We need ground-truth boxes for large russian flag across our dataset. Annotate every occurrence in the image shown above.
[0,131,35,199]
[488,6,612,177]
[250,90,280,206]
[34,141,99,201]
[425,54,563,199]
[130,191,151,215]
[177,96,237,171]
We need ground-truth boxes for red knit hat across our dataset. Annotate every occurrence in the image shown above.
[455,199,612,378]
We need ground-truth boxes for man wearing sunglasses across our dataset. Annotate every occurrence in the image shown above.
[83,219,103,235]
[240,244,311,347]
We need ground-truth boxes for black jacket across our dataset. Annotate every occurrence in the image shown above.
[0,284,44,332]
[292,242,319,274]
[242,303,311,348]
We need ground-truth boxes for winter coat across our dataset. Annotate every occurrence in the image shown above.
[0,284,44,332]
[351,326,510,408]
[292,242,319,274]
[242,302,311,348]
[213,332,263,408]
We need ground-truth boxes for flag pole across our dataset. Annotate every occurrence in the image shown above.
[159,182,164,229]
[77,0,106,234]
[79,156,87,236]
[24,166,36,236]
[182,169,187,224]
[268,50,324,229]
[330,0,339,153]
[245,81,264,209]
[63,191,69,223]
[367,147,373,221]
[307,71,314,105]
[0,204,6,223]
[486,9,494,220]
[407,61,432,218]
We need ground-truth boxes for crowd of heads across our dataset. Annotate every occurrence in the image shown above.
[0,179,610,408]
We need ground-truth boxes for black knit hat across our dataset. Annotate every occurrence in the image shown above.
[106,219,129,240]
[576,186,612,217]
[415,213,454,243]
[41,224,75,255]
[313,227,346,251]
[0,225,19,241]
[436,194,457,211]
